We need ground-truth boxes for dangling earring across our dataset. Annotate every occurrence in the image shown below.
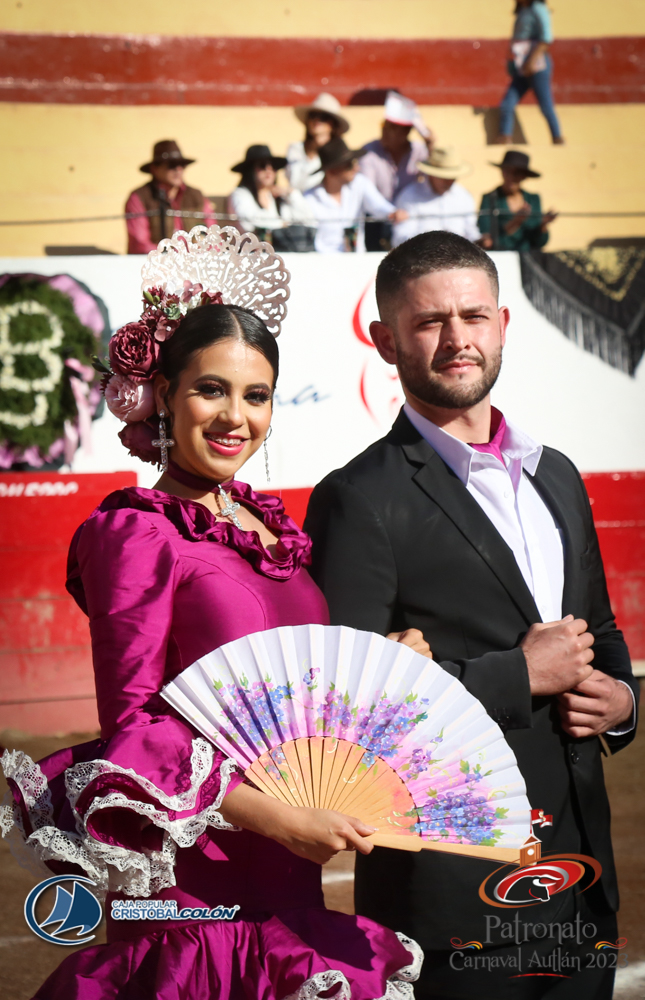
[263,425,272,483]
[152,408,175,473]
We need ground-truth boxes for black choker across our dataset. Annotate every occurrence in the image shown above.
[166,460,241,526]
[167,460,232,494]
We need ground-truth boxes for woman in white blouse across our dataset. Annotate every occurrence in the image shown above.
[228,144,313,235]
[286,94,350,192]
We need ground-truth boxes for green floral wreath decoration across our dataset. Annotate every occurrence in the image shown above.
[0,274,108,467]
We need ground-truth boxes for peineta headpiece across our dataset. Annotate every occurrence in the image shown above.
[98,226,290,443]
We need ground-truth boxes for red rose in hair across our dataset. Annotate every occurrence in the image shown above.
[118,420,159,465]
[109,320,160,381]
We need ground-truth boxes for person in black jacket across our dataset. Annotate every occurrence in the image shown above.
[304,231,637,1000]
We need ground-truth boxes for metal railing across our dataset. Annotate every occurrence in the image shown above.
[1,208,645,227]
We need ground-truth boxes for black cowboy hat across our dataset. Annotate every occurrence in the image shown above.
[140,140,195,174]
[231,145,288,173]
[490,150,541,178]
[318,137,365,171]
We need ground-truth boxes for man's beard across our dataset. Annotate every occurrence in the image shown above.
[396,345,502,410]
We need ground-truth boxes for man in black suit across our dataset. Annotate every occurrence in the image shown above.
[305,232,637,999]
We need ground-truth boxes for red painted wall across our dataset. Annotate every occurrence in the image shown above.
[0,472,135,735]
[0,473,642,736]
[582,472,645,661]
[1,33,644,106]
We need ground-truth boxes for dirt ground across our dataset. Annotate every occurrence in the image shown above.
[1,695,643,1000]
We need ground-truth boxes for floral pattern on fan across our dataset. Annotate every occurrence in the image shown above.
[415,763,508,846]
[161,624,534,853]
[213,668,503,843]
[213,674,294,745]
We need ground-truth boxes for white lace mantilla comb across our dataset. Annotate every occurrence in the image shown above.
[162,624,542,867]
[140,225,291,337]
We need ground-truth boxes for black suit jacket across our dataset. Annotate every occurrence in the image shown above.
[305,411,638,947]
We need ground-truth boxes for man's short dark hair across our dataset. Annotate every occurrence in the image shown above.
[375,232,499,320]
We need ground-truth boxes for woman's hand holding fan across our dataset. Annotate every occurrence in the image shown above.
[220,782,376,864]
[163,625,539,866]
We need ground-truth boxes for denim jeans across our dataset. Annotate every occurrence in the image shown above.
[499,55,562,139]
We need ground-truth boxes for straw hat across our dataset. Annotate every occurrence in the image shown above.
[294,93,350,135]
[384,91,431,140]
[417,147,472,180]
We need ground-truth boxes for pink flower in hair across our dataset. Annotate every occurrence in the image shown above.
[109,320,160,380]
[181,280,204,303]
[118,420,159,465]
[105,374,155,423]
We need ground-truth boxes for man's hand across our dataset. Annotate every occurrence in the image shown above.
[387,627,433,659]
[389,209,409,224]
[521,615,594,696]
[557,669,634,738]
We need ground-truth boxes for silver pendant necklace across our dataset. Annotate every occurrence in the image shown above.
[217,484,243,529]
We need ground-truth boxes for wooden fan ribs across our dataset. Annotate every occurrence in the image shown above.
[162,624,536,866]
[245,737,419,835]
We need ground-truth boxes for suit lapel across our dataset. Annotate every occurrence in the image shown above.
[393,415,540,626]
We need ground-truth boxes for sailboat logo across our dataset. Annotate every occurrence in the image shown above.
[24,875,103,945]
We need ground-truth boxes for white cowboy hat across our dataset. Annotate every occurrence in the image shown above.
[417,146,472,180]
[384,91,431,140]
[294,93,350,135]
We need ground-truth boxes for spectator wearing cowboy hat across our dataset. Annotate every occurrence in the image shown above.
[359,91,435,204]
[359,91,434,251]
[478,150,557,251]
[391,147,480,248]
[286,93,351,192]
[228,144,314,237]
[305,138,408,254]
[125,140,215,254]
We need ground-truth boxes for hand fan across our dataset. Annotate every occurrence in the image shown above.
[162,625,541,865]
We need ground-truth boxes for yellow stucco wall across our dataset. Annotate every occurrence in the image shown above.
[2,101,644,256]
[2,0,645,40]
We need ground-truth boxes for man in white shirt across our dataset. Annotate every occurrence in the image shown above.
[305,138,407,253]
[306,231,637,1000]
[392,147,481,247]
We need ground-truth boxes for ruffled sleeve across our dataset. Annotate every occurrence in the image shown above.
[1,502,243,898]
[72,506,180,737]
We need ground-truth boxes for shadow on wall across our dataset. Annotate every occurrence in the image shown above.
[474,107,527,145]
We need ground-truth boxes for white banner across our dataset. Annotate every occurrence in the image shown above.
[2,252,644,488]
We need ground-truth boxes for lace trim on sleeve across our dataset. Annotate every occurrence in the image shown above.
[0,741,240,899]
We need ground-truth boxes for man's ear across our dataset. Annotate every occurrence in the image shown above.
[498,305,510,349]
[369,320,398,365]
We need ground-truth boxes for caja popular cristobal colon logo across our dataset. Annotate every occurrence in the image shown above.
[24,875,102,945]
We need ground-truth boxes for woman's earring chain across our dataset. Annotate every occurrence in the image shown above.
[152,409,175,473]
[264,425,272,483]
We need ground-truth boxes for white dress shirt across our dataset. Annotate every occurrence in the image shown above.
[285,141,324,192]
[228,186,314,233]
[304,173,395,253]
[403,403,635,734]
[392,179,481,247]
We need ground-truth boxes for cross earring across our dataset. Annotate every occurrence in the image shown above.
[152,409,175,472]
[264,425,272,483]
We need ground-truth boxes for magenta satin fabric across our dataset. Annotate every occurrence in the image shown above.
[20,484,416,1000]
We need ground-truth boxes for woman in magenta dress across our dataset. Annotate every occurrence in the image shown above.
[1,229,423,1000]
